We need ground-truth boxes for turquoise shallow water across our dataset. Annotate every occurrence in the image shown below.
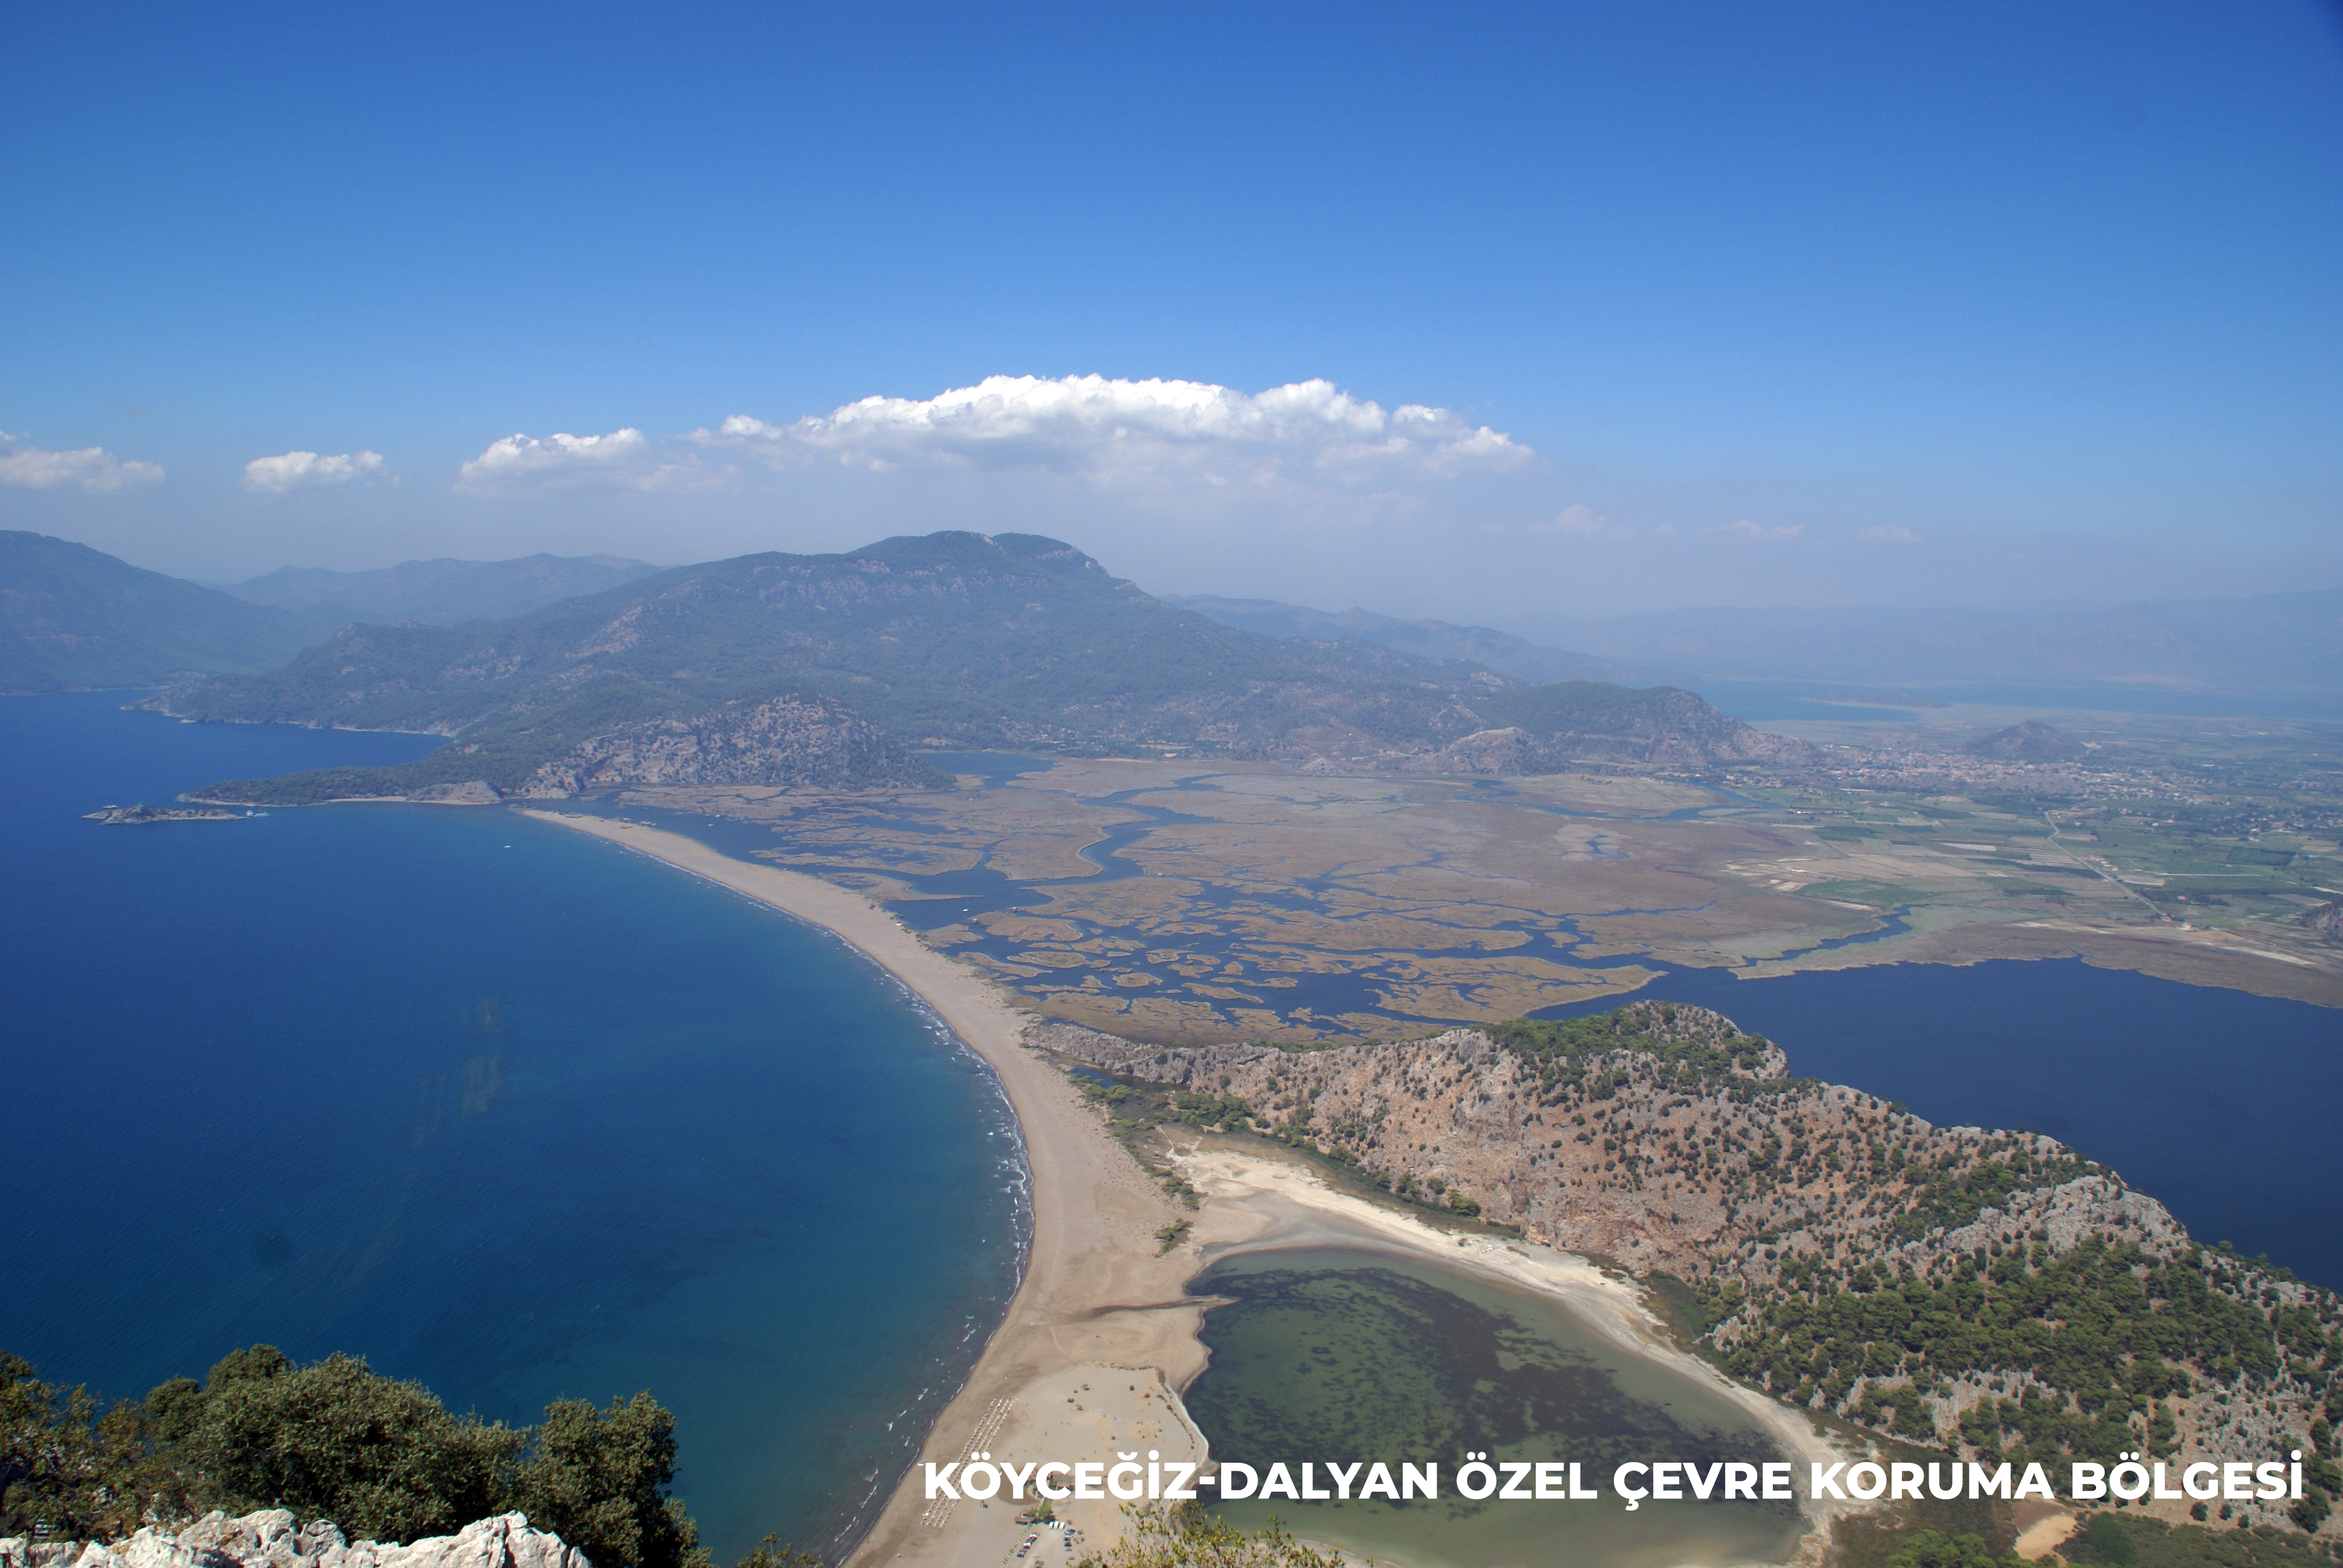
[1188,1247,1802,1568]
[1,693,1027,1560]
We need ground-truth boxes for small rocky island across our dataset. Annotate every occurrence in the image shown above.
[82,805,249,824]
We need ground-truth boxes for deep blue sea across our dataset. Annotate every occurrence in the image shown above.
[1,693,1027,1561]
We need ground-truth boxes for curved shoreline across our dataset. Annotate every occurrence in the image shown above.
[518,811,1846,1568]
[514,812,1212,1568]
[1160,1138,1858,1563]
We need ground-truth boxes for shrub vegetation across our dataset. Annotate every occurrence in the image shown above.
[2,1347,712,1568]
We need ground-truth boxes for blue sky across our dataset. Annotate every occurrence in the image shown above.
[2,2,2338,619]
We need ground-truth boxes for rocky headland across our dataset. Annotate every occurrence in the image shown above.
[1040,1002,2343,1538]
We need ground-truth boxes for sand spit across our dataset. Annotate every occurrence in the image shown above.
[521,812,1852,1568]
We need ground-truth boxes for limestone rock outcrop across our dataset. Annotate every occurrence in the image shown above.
[525,692,946,795]
[2,1511,590,1568]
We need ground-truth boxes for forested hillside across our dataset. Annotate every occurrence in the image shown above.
[226,554,661,626]
[0,532,333,692]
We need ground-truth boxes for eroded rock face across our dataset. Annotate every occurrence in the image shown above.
[3,1511,590,1568]
[525,692,945,795]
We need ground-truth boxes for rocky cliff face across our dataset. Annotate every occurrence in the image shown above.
[523,692,948,795]
[1,1512,588,1568]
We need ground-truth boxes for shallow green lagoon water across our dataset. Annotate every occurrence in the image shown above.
[1185,1247,1804,1568]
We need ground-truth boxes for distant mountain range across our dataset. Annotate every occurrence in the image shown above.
[59,526,2337,804]
[135,531,1810,800]
[1180,586,2343,700]
[2,532,665,694]
[223,552,660,626]
[1165,595,1659,686]
[1,531,335,692]
[1501,590,2343,695]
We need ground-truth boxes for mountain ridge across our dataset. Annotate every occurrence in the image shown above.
[1502,588,2343,694]
[152,532,1812,800]
[225,553,662,626]
[0,532,339,693]
[1165,593,1660,687]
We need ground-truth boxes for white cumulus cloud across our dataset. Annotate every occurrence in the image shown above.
[1529,501,1677,537]
[690,374,1533,483]
[0,431,165,492]
[454,428,715,495]
[1709,518,1804,543]
[1860,523,1922,544]
[243,449,395,493]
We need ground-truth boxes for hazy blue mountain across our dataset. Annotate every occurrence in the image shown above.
[226,552,662,625]
[1166,594,1659,686]
[1968,719,2089,761]
[0,531,337,693]
[156,532,1806,800]
[1500,588,2343,695]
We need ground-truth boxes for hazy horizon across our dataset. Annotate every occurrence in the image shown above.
[120,531,2343,627]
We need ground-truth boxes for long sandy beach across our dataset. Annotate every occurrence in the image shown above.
[519,813,1217,1568]
[520,810,1847,1568]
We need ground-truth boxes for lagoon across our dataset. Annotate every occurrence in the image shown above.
[1186,1246,1803,1568]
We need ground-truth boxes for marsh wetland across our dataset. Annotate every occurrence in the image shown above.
[584,716,2343,1049]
